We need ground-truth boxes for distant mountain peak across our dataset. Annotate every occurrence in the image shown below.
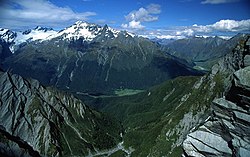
[34,26,53,32]
[47,21,125,41]
[0,21,137,54]
[51,21,102,41]
[22,29,31,35]
[75,20,87,25]
[0,28,17,43]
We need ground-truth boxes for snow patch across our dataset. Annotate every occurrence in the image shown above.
[0,28,16,43]
[148,92,151,96]
[15,29,57,45]
[69,71,74,82]
[46,21,103,41]
[0,28,8,35]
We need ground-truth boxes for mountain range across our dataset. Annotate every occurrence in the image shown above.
[159,34,246,71]
[0,21,201,95]
[0,20,250,157]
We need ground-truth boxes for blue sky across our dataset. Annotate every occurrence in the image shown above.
[0,0,249,38]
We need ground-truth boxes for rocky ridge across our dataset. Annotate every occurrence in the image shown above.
[183,36,250,156]
[164,34,246,71]
[0,28,17,44]
[46,21,123,41]
[0,70,122,157]
[0,27,57,53]
[0,21,131,53]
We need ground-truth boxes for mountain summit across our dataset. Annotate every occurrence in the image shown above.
[46,21,121,41]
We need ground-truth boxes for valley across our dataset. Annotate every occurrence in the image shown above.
[0,6,250,156]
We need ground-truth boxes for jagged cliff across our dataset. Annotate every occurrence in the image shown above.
[0,70,123,157]
[183,36,250,156]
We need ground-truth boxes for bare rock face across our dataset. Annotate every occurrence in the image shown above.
[0,70,122,157]
[183,125,232,157]
[183,36,250,157]
[244,55,250,67]
[234,66,250,90]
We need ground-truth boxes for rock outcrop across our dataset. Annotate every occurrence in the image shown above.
[183,37,250,156]
[0,70,122,157]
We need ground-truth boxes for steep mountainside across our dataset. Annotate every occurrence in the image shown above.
[85,68,224,156]
[183,37,250,156]
[0,28,16,62]
[2,21,201,94]
[0,70,124,157]
[83,35,250,156]
[164,34,246,71]
[0,39,12,63]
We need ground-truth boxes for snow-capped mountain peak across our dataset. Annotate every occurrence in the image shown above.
[0,21,137,54]
[46,21,125,41]
[0,28,17,43]
[15,27,57,45]
[46,21,102,41]
[34,26,53,32]
[0,26,57,53]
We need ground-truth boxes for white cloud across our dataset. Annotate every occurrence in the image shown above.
[125,8,159,22]
[141,34,186,40]
[121,20,145,29]
[122,3,161,30]
[201,0,239,4]
[146,4,161,14]
[135,19,250,40]
[138,29,187,40]
[0,0,96,29]
[175,19,250,37]
[176,29,195,36]
[211,19,250,31]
